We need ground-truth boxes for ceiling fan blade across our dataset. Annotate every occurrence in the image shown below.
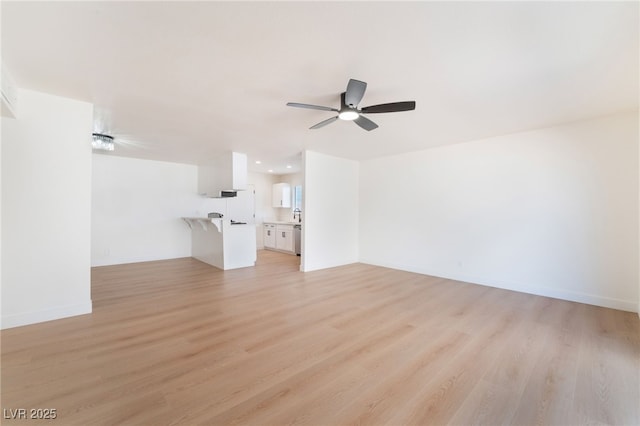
[345,79,367,107]
[361,101,416,114]
[310,116,339,129]
[354,115,378,131]
[287,102,339,112]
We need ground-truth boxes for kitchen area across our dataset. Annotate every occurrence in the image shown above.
[91,149,354,277]
[184,152,303,270]
[263,183,303,257]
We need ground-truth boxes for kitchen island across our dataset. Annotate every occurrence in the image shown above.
[183,217,256,270]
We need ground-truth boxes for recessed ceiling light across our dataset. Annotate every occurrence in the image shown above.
[255,160,262,164]
[286,165,292,169]
[268,169,273,173]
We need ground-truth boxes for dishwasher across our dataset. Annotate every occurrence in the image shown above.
[294,224,301,256]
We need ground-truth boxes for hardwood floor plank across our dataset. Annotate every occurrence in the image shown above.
[326,328,472,425]
[387,307,523,425]
[510,323,582,425]
[573,331,640,425]
[449,321,550,425]
[1,251,638,425]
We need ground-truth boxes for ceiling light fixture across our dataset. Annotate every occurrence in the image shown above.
[255,160,262,164]
[338,110,359,121]
[92,133,115,151]
[286,165,292,169]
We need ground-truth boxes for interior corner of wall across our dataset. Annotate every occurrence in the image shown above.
[1,301,93,330]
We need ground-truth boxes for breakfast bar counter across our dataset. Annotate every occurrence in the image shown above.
[183,217,256,270]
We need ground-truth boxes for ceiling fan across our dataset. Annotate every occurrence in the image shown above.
[287,79,416,131]
[92,108,151,152]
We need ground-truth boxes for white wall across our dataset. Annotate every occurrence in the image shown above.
[302,151,358,272]
[2,89,93,328]
[249,172,277,224]
[93,156,263,265]
[91,155,199,266]
[248,171,277,249]
[0,121,2,328]
[360,112,639,312]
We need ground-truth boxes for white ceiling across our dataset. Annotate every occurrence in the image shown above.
[2,1,638,174]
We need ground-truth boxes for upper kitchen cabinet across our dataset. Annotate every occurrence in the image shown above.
[272,183,291,208]
[198,152,248,197]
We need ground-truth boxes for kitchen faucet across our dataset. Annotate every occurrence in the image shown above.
[293,208,302,223]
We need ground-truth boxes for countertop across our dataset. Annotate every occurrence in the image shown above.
[182,217,254,233]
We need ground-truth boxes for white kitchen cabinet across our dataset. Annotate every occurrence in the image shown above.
[264,223,276,249]
[263,222,295,254]
[272,183,291,208]
[276,224,294,253]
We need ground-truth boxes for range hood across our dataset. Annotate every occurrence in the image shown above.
[198,152,247,198]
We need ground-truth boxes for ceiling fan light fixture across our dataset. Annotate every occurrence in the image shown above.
[92,133,115,151]
[338,110,359,121]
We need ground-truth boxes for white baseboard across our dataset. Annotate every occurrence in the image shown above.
[359,258,638,313]
[1,301,93,330]
[91,253,192,267]
[301,259,358,272]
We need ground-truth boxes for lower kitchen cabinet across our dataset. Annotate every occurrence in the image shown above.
[263,222,295,254]
[276,224,294,253]
[264,224,276,249]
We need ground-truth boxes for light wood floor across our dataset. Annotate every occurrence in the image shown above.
[2,251,639,425]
